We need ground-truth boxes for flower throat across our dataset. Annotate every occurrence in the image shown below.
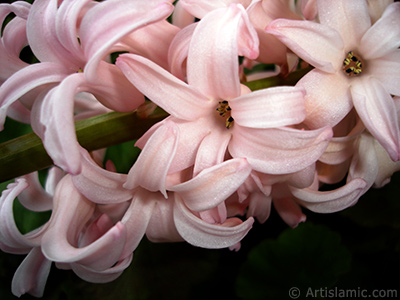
[216,101,234,129]
[342,51,364,77]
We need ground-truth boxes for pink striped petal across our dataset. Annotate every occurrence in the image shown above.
[187,4,258,100]
[229,125,333,174]
[266,19,344,73]
[170,158,251,211]
[351,77,400,161]
[173,194,254,249]
[81,0,173,80]
[117,54,213,120]
[11,247,52,298]
[229,86,306,128]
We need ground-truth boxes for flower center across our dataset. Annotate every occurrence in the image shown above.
[216,101,234,129]
[342,51,364,77]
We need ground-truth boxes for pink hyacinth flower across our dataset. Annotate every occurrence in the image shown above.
[117,4,332,178]
[0,0,174,174]
[266,0,400,161]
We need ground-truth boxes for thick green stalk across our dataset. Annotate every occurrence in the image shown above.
[0,111,167,183]
[0,67,312,183]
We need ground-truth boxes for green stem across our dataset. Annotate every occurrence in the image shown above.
[0,110,167,183]
[0,67,312,183]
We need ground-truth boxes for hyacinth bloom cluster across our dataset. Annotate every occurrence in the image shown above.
[0,0,399,297]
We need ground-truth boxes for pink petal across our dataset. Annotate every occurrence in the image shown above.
[351,77,400,161]
[16,173,53,212]
[368,51,400,96]
[318,119,364,165]
[0,62,69,130]
[11,247,52,298]
[179,0,226,18]
[116,54,213,120]
[71,254,133,284]
[124,121,179,197]
[229,86,306,128]
[27,0,81,68]
[120,188,159,258]
[85,61,145,112]
[266,19,344,73]
[348,133,380,187]
[192,129,231,176]
[170,158,252,211]
[297,69,353,128]
[273,196,306,228]
[171,0,195,28]
[229,125,333,174]
[187,4,258,100]
[0,17,28,82]
[168,22,197,80]
[55,0,91,62]
[373,137,400,188]
[72,149,132,204]
[291,178,367,213]
[317,0,371,50]
[146,199,183,243]
[0,179,45,252]
[360,3,400,59]
[81,0,174,80]
[173,194,254,249]
[135,117,212,174]
[246,1,288,66]
[121,20,180,71]
[41,176,127,270]
[39,73,84,174]
[246,192,272,224]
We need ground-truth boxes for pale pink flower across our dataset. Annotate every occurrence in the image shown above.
[291,98,400,213]
[117,4,332,178]
[0,0,174,174]
[266,0,400,161]
[0,162,138,297]
[72,141,255,250]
